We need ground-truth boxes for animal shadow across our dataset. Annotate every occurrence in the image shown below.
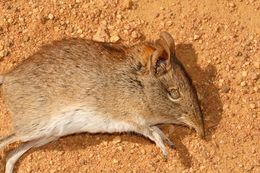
[160,43,223,168]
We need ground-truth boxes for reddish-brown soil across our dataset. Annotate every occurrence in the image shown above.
[0,0,259,173]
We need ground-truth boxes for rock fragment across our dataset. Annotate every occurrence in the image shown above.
[93,25,110,42]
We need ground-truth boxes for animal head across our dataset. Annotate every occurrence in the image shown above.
[134,32,205,138]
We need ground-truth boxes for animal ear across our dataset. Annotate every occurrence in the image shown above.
[159,31,175,54]
[150,32,176,76]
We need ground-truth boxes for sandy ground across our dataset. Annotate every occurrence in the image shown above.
[0,0,259,173]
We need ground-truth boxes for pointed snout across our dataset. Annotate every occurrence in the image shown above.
[182,113,205,139]
[194,123,205,139]
[192,114,205,139]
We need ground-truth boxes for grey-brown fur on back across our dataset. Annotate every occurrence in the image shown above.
[1,39,147,138]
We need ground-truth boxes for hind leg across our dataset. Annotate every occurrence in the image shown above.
[5,137,57,173]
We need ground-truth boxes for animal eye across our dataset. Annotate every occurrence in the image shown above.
[168,89,181,101]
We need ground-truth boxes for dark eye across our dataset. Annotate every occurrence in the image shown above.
[168,88,181,101]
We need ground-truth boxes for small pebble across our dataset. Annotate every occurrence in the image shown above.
[131,31,139,39]
[118,146,123,151]
[240,81,246,87]
[0,50,8,58]
[23,35,30,42]
[102,141,108,146]
[140,148,146,154]
[112,136,122,144]
[251,73,258,80]
[236,51,243,57]
[253,86,258,92]
[223,104,229,110]
[193,34,200,40]
[166,21,173,26]
[80,159,87,165]
[116,14,122,20]
[110,35,120,43]
[93,25,110,42]
[122,0,133,10]
[5,40,13,47]
[77,29,83,34]
[221,85,230,93]
[242,71,247,77]
[48,13,54,20]
[228,3,236,8]
[200,165,205,170]
[251,147,256,154]
[249,103,256,109]
[113,159,119,164]
[234,21,240,26]
[41,16,48,24]
[7,18,13,23]
[253,61,259,69]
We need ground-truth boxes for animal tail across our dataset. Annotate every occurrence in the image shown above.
[0,75,4,85]
[0,133,16,149]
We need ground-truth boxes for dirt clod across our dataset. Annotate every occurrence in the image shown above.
[0,50,8,58]
[249,103,256,109]
[93,25,110,42]
[221,85,230,93]
[48,13,54,20]
[112,136,122,144]
[110,35,120,43]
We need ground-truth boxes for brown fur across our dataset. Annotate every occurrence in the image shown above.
[0,32,204,173]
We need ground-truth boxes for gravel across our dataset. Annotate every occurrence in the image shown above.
[0,0,259,173]
[0,50,8,58]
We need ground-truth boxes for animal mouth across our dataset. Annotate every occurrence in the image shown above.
[178,116,205,139]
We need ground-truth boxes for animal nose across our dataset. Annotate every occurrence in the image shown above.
[190,113,205,139]
[196,125,205,139]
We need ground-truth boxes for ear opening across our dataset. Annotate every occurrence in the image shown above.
[134,32,176,76]
[160,31,175,55]
[150,35,174,76]
[151,42,171,75]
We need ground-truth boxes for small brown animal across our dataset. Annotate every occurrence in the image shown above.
[0,32,204,173]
